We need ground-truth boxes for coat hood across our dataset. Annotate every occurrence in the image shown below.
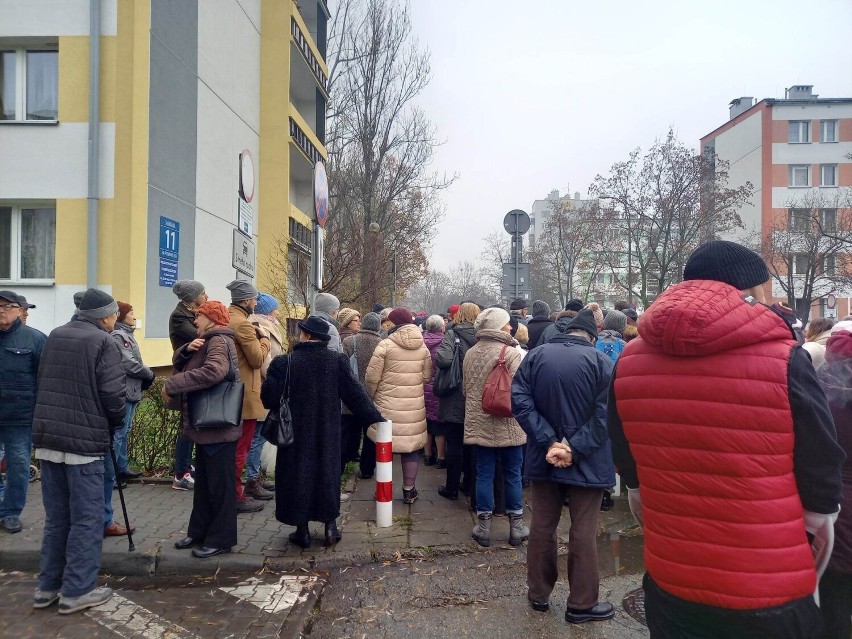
[475,328,518,347]
[638,280,792,357]
[389,323,425,350]
[452,323,477,348]
[423,331,444,350]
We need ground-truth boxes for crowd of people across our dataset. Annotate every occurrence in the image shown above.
[0,238,850,635]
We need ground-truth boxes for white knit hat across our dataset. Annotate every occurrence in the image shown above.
[475,307,511,332]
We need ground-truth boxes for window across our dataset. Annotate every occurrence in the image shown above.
[821,209,837,232]
[788,120,810,143]
[0,205,56,281]
[821,120,838,143]
[789,165,810,187]
[0,48,58,121]
[821,164,838,187]
[793,253,809,275]
[822,255,837,276]
[789,208,810,231]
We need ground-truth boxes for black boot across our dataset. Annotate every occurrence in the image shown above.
[288,524,311,548]
[324,520,342,546]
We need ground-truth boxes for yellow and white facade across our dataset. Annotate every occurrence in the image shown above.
[0,0,327,366]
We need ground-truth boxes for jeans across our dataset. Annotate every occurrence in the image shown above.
[38,459,104,598]
[113,401,138,473]
[474,445,523,514]
[103,446,115,527]
[174,433,194,478]
[245,420,265,481]
[0,425,32,519]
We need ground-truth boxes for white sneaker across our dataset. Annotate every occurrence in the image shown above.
[58,586,113,614]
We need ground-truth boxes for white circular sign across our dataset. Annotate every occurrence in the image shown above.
[240,149,255,203]
[826,293,836,309]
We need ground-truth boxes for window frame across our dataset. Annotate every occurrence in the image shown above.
[789,164,811,188]
[820,120,838,143]
[0,46,59,123]
[0,202,56,284]
[792,253,809,275]
[820,164,838,188]
[788,208,811,232]
[821,208,837,233]
[788,120,810,144]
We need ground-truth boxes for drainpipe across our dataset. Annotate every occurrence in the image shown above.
[86,0,101,288]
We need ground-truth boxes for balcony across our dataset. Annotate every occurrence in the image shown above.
[293,0,329,60]
[291,14,328,94]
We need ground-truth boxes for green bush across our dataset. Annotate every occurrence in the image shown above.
[127,377,181,475]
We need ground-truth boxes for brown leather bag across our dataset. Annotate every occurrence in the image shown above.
[481,345,514,418]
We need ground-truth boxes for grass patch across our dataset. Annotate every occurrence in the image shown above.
[340,460,358,490]
[392,515,413,529]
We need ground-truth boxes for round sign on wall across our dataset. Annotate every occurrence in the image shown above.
[827,293,836,309]
[239,149,255,203]
[314,161,329,228]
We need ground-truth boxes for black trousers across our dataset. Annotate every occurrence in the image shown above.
[188,441,238,549]
[817,568,852,639]
[340,414,361,474]
[444,422,464,491]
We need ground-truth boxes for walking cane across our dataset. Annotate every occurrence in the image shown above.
[109,445,135,552]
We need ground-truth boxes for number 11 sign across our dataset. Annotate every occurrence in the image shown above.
[159,216,180,287]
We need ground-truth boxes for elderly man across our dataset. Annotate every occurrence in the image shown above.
[512,308,616,624]
[311,292,343,352]
[32,288,126,614]
[0,291,47,533]
[226,279,270,514]
[609,241,844,638]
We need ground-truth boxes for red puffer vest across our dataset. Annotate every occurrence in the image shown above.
[616,280,815,609]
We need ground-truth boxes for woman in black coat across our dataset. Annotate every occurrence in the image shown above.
[261,316,383,548]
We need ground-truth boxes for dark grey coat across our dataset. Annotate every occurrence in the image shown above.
[434,323,476,424]
[262,341,383,525]
[111,322,154,402]
[32,317,126,456]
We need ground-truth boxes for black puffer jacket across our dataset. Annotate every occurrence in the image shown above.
[435,323,476,424]
[32,317,126,456]
[0,318,47,427]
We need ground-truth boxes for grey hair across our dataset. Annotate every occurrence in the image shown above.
[424,314,445,333]
[380,307,393,320]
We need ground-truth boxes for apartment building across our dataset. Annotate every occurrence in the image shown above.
[701,85,852,318]
[0,0,328,365]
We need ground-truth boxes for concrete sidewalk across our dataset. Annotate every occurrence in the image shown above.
[0,456,642,578]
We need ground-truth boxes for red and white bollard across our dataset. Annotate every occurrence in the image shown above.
[375,420,393,527]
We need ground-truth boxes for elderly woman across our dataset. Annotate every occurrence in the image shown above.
[817,329,852,638]
[366,307,432,504]
[422,314,446,465]
[262,316,382,548]
[463,307,527,548]
[337,308,361,341]
[163,301,241,559]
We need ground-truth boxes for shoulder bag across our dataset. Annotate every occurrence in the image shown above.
[349,335,359,378]
[187,337,245,429]
[481,344,514,418]
[433,332,462,398]
[261,354,294,447]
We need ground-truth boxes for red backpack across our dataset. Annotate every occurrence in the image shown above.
[481,345,514,418]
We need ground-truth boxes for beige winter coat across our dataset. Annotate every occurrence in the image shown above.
[366,324,432,453]
[462,329,527,448]
[254,313,286,419]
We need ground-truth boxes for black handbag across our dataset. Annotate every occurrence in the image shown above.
[433,332,462,398]
[187,337,245,430]
[261,355,294,447]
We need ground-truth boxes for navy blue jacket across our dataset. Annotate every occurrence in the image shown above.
[0,318,47,427]
[512,333,615,487]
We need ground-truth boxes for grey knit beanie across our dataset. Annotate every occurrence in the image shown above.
[73,290,86,309]
[603,309,627,333]
[226,279,258,302]
[78,288,118,319]
[314,292,340,315]
[361,312,381,333]
[172,280,205,304]
[531,300,551,318]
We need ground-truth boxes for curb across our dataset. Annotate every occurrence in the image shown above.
[278,576,326,639]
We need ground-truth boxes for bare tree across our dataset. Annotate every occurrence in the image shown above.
[589,129,753,307]
[323,0,453,307]
[480,230,511,295]
[759,189,852,322]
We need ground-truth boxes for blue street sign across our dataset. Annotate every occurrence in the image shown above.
[159,258,178,287]
[159,216,180,261]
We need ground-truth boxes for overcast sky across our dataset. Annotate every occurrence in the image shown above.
[406,0,852,271]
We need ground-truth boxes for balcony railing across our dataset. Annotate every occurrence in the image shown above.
[291,16,328,95]
[289,116,323,165]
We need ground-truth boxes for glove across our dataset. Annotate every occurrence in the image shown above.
[627,487,643,529]
[804,510,838,581]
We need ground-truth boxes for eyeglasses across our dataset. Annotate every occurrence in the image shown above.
[0,303,21,311]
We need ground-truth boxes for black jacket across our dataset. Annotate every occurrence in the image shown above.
[32,317,126,456]
[434,323,477,424]
[525,316,553,350]
[512,334,615,487]
[169,302,197,352]
[0,318,47,427]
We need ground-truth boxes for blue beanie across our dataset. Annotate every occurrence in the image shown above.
[255,293,279,316]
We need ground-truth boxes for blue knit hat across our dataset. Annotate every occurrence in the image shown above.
[255,292,279,316]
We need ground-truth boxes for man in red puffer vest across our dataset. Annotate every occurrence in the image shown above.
[608,240,845,638]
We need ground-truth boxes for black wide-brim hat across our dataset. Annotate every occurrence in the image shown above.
[298,316,332,342]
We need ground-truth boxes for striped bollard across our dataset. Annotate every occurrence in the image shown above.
[375,420,393,527]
